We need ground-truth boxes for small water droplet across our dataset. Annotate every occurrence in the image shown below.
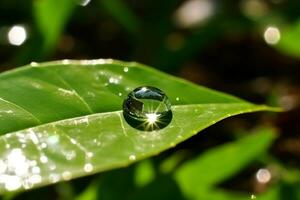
[123,67,129,72]
[65,151,76,160]
[84,163,93,172]
[41,142,47,149]
[4,175,22,191]
[129,155,136,161]
[86,152,94,158]
[29,174,42,184]
[49,174,60,183]
[30,62,38,67]
[62,171,72,180]
[176,97,180,101]
[62,59,70,65]
[31,166,40,174]
[109,77,119,84]
[122,86,172,131]
[40,156,48,163]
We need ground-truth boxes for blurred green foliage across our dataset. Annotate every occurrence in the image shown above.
[0,0,299,199]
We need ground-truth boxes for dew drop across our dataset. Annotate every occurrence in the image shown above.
[4,175,22,191]
[129,155,136,161]
[30,62,38,67]
[84,163,93,172]
[49,174,60,183]
[31,166,40,174]
[29,174,42,184]
[40,155,48,163]
[41,142,47,149]
[86,152,94,158]
[122,86,172,131]
[123,67,129,72]
[62,171,72,181]
[0,160,7,173]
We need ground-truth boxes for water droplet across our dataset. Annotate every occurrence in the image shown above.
[0,160,7,173]
[86,152,94,158]
[65,151,76,160]
[4,175,22,191]
[40,155,48,163]
[123,67,129,72]
[62,59,70,65]
[31,166,40,174]
[62,171,72,180]
[123,86,172,131]
[30,62,38,67]
[29,174,42,184]
[41,142,47,149]
[129,155,136,161]
[176,97,180,101]
[84,163,93,172]
[49,174,60,183]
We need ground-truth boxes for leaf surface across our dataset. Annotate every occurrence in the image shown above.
[0,59,277,193]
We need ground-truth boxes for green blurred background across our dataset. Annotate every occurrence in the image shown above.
[0,0,299,199]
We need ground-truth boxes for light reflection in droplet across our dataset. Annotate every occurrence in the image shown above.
[264,26,281,45]
[7,25,27,46]
[256,168,271,183]
[145,113,160,125]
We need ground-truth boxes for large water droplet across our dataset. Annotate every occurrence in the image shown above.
[123,86,172,131]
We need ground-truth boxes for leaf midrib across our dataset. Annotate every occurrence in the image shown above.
[4,103,273,135]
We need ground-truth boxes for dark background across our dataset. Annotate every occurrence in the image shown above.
[0,0,299,199]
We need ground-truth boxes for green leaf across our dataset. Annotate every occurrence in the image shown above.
[99,0,140,34]
[0,59,278,194]
[33,0,75,54]
[276,19,300,58]
[174,127,276,199]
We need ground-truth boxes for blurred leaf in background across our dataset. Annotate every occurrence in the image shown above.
[33,0,76,55]
[0,0,299,199]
